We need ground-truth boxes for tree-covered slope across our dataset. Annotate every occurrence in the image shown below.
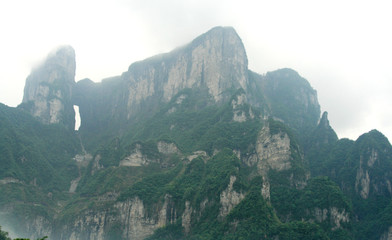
[1,26,391,240]
[0,103,81,238]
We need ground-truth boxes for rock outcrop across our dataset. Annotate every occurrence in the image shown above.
[72,27,249,136]
[219,176,245,218]
[124,26,248,117]
[59,196,176,240]
[311,207,349,230]
[120,144,154,167]
[157,141,180,155]
[12,25,390,240]
[354,130,392,199]
[381,226,392,240]
[255,125,292,174]
[20,45,76,130]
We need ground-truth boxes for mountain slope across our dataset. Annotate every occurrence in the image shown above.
[0,26,390,240]
[0,103,80,238]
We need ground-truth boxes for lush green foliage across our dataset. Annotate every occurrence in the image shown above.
[0,104,80,192]
[277,221,329,240]
[2,63,392,240]
[122,89,262,156]
[0,226,11,240]
[262,68,320,142]
[305,128,392,239]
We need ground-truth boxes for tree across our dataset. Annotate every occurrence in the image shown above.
[0,226,47,240]
[0,226,11,240]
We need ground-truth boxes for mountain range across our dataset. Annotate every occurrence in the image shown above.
[0,26,391,240]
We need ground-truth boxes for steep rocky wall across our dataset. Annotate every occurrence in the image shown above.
[20,45,76,130]
[354,131,392,199]
[58,196,176,240]
[123,26,249,119]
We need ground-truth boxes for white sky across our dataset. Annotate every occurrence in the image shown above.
[0,0,391,141]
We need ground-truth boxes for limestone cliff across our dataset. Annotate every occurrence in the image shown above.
[72,27,250,141]
[219,175,245,217]
[10,26,384,239]
[354,130,392,199]
[20,45,76,130]
[57,196,176,240]
[249,119,308,200]
[259,68,321,139]
[123,26,248,117]
[381,226,392,240]
[306,111,339,176]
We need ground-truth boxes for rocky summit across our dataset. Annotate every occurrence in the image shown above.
[20,45,76,130]
[0,26,391,240]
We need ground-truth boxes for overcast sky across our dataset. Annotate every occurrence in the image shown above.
[0,0,391,141]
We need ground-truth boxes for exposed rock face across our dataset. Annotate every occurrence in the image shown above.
[316,111,338,145]
[219,176,245,217]
[91,154,103,174]
[124,26,248,119]
[72,27,249,135]
[354,130,392,199]
[187,150,209,162]
[182,201,192,235]
[381,226,392,240]
[21,45,76,130]
[312,207,349,230]
[25,216,52,240]
[60,196,175,240]
[356,156,371,199]
[120,144,152,167]
[261,68,320,137]
[157,141,180,155]
[256,125,292,175]
[0,212,52,240]
[70,153,93,193]
[0,177,22,185]
[232,92,253,122]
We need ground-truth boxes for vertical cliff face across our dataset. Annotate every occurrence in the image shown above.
[354,130,392,199]
[261,68,320,138]
[306,111,339,176]
[72,27,250,147]
[20,45,76,130]
[56,196,176,240]
[123,26,249,120]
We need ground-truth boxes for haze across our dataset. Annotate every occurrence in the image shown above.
[0,0,391,141]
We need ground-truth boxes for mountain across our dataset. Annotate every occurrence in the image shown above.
[19,46,76,131]
[0,26,391,240]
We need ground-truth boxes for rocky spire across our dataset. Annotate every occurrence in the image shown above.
[20,45,76,130]
[317,111,338,144]
[319,111,331,129]
[305,111,338,155]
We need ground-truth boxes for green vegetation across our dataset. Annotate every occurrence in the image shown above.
[0,226,11,240]
[263,68,320,142]
[0,103,80,192]
[2,60,392,240]
[122,88,262,156]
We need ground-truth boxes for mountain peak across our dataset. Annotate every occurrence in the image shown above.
[191,26,248,69]
[39,45,76,76]
[318,111,338,140]
[20,45,76,129]
[319,111,330,128]
[120,26,250,120]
